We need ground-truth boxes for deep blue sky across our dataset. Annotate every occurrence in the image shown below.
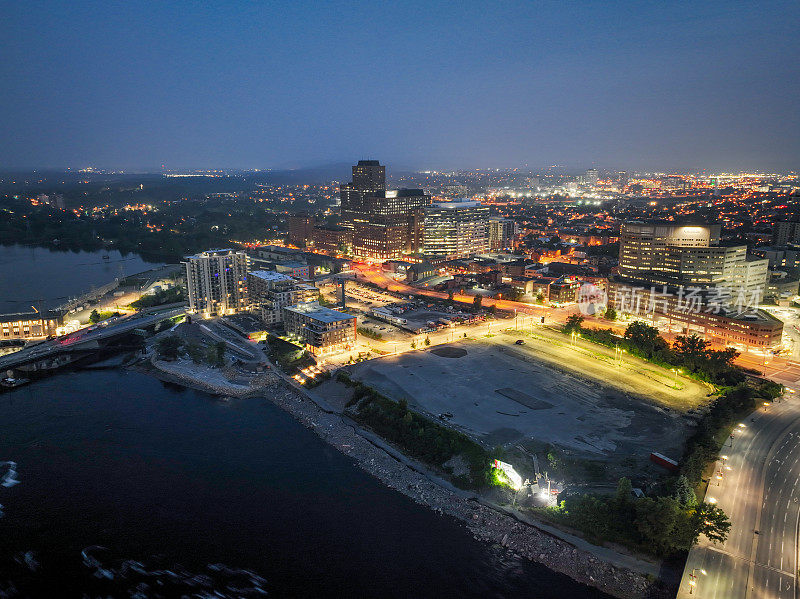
[1,1,798,172]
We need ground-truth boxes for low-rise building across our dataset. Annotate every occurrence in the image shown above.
[406,262,437,283]
[607,279,783,349]
[0,311,62,340]
[275,261,311,280]
[548,276,581,304]
[311,225,353,255]
[282,302,357,356]
[766,272,800,303]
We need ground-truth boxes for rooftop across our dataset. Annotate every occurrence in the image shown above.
[284,302,355,324]
[249,270,294,282]
[429,200,483,209]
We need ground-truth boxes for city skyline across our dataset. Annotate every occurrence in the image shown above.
[2,1,799,172]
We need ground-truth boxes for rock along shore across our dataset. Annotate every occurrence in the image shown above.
[137,359,670,599]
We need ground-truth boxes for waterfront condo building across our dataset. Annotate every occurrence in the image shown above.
[249,270,318,326]
[340,160,430,260]
[184,249,250,318]
[282,302,356,356]
[423,200,490,259]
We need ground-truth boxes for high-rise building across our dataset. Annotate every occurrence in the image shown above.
[488,217,519,251]
[340,160,430,260]
[423,201,489,259]
[772,221,800,247]
[618,221,765,295]
[249,270,317,325]
[609,221,779,349]
[585,168,599,185]
[287,213,313,248]
[184,249,249,317]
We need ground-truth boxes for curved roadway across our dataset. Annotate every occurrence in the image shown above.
[678,394,800,598]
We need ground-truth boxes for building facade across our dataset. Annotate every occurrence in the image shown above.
[612,221,779,349]
[423,201,489,259]
[282,302,356,356]
[619,221,767,298]
[287,213,314,248]
[488,217,518,251]
[340,160,430,260]
[1,311,61,340]
[607,280,783,349]
[772,221,800,246]
[184,249,250,318]
[249,270,317,325]
[311,225,353,255]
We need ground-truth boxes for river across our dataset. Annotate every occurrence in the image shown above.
[0,245,161,313]
[0,247,607,597]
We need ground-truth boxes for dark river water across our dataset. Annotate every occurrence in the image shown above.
[0,246,607,597]
[0,370,609,598]
[0,245,160,313]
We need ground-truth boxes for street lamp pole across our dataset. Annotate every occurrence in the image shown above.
[688,568,706,594]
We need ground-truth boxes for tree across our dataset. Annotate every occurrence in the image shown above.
[692,502,731,545]
[206,341,227,367]
[673,334,710,371]
[184,341,204,364]
[564,314,584,333]
[673,475,697,506]
[473,295,482,309]
[411,340,417,349]
[89,309,101,323]
[615,477,633,506]
[447,290,454,301]
[424,336,431,346]
[604,306,617,321]
[634,496,680,552]
[624,321,668,358]
[156,334,182,360]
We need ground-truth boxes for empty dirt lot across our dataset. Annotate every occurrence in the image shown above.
[349,330,710,482]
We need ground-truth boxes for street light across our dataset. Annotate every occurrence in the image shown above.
[689,568,707,594]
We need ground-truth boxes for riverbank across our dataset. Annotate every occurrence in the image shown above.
[132,356,670,599]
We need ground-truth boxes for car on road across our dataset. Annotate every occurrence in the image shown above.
[514,339,525,345]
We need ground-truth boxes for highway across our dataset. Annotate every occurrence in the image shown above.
[0,307,185,371]
[349,263,800,598]
[678,395,800,598]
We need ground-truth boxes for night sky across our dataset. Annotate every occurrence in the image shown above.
[1,1,798,172]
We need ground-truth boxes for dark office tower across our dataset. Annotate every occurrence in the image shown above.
[772,221,800,247]
[351,160,386,191]
[287,213,313,248]
[339,160,430,260]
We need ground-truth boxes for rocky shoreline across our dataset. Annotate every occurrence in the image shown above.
[136,360,669,599]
